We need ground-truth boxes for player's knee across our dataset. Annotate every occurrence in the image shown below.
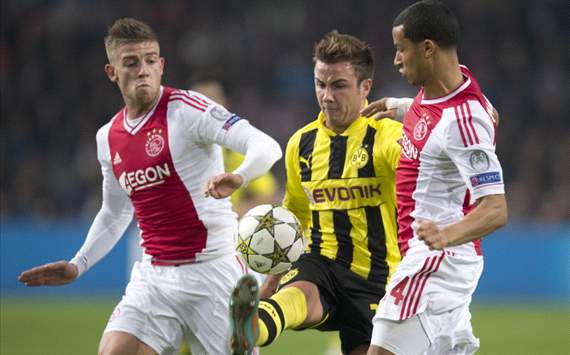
[99,331,153,355]
[98,340,124,355]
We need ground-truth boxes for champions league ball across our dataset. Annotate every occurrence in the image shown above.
[236,204,305,275]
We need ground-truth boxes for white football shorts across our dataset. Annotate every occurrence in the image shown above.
[372,250,483,354]
[104,253,248,355]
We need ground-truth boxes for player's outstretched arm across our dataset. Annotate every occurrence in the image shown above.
[204,172,244,199]
[361,97,413,121]
[18,260,78,287]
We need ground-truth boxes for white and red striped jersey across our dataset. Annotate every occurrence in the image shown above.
[70,86,281,274]
[397,66,504,256]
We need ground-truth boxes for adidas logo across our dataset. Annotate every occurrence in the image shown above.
[113,152,122,165]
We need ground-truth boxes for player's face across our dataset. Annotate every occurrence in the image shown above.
[105,41,164,108]
[314,60,371,133]
[392,25,428,86]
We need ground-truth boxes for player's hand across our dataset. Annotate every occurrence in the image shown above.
[18,260,79,286]
[416,220,449,250]
[204,173,244,199]
[360,98,397,120]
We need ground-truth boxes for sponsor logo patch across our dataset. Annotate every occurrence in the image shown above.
[470,171,501,187]
[113,152,122,165]
[118,163,171,196]
[279,268,299,286]
[311,184,382,203]
[223,115,243,130]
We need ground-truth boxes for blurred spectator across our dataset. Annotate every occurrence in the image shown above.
[2,0,568,222]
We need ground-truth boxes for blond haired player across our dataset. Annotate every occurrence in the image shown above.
[18,18,281,355]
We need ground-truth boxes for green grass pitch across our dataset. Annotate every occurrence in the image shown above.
[1,298,567,354]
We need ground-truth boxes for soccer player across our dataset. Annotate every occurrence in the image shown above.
[230,31,403,355]
[364,1,508,354]
[18,18,282,355]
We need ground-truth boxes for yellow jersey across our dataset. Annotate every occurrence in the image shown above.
[283,112,402,285]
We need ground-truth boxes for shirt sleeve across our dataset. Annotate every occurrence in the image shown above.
[282,134,311,233]
[385,97,414,121]
[69,129,134,277]
[443,100,505,201]
[192,100,282,185]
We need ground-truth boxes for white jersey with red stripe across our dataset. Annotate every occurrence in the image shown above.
[70,85,282,272]
[396,65,504,257]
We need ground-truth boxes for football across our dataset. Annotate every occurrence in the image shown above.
[236,204,305,275]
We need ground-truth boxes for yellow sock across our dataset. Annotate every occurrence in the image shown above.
[256,287,308,346]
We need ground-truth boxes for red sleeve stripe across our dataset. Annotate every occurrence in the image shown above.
[189,93,210,106]
[454,106,469,147]
[168,97,206,112]
[170,94,208,110]
[171,92,209,110]
[175,90,210,106]
[459,104,475,145]
[464,103,480,144]
[174,91,210,106]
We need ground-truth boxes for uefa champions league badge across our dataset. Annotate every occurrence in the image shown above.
[210,105,232,120]
[413,113,429,141]
[469,150,490,171]
[145,128,165,157]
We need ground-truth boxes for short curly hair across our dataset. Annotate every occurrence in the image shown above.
[393,0,459,48]
[313,30,374,84]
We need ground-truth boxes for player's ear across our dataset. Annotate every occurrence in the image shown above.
[360,78,372,98]
[105,64,117,82]
[159,57,165,75]
[423,39,436,58]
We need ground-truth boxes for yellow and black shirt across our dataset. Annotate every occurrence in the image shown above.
[283,112,402,285]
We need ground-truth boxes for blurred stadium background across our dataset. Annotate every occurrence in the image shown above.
[1,0,568,354]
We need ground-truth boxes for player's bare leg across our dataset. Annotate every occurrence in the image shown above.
[279,280,323,324]
[99,331,157,355]
[229,274,260,355]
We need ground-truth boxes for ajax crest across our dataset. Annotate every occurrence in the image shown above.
[413,116,429,141]
[146,128,164,157]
